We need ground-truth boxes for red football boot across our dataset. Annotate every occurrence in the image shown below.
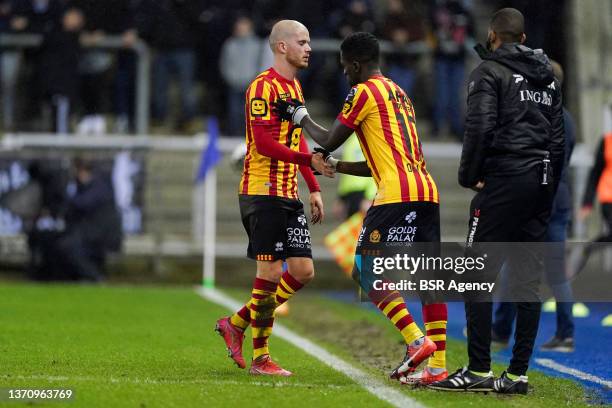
[390,336,437,379]
[399,367,449,385]
[249,355,292,377]
[215,317,246,369]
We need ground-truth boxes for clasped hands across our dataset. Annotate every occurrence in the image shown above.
[311,147,337,178]
[272,98,337,178]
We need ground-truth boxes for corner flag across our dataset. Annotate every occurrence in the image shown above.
[195,117,221,183]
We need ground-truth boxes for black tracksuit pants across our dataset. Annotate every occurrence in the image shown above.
[464,171,555,375]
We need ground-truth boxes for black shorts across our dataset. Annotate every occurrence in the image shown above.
[357,201,440,249]
[239,194,312,261]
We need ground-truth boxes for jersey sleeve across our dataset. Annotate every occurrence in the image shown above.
[298,136,320,192]
[246,79,275,125]
[336,84,371,129]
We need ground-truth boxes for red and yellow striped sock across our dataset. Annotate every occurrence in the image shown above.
[229,301,252,331]
[275,271,304,305]
[422,303,447,369]
[249,277,278,359]
[369,289,424,344]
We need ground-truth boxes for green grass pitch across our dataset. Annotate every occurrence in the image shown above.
[0,282,589,407]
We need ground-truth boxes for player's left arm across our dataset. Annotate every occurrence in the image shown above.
[335,160,371,177]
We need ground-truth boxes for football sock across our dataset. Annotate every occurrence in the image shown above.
[230,301,252,331]
[249,277,278,359]
[470,370,491,377]
[410,337,425,348]
[506,372,521,381]
[275,271,305,305]
[423,303,447,369]
[427,367,447,375]
[231,269,302,330]
[369,289,424,344]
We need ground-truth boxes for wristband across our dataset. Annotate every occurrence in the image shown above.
[326,156,339,170]
[292,106,309,126]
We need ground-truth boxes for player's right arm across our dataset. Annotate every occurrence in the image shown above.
[274,84,372,152]
[300,117,353,152]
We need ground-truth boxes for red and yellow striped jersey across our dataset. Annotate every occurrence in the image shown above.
[337,75,439,206]
[239,68,305,198]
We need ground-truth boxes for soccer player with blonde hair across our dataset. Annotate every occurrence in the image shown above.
[215,20,331,376]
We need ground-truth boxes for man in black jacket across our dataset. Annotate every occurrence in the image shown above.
[55,157,122,281]
[429,8,564,394]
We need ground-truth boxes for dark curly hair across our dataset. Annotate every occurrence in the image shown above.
[340,31,380,64]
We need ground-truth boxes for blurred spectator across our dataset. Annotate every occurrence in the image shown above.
[330,0,377,106]
[102,0,139,134]
[5,0,64,129]
[283,1,334,38]
[11,0,63,33]
[429,0,474,139]
[332,0,376,39]
[38,7,83,133]
[69,0,136,134]
[575,129,612,276]
[1,0,17,130]
[136,0,203,131]
[281,0,334,101]
[23,161,68,280]
[382,0,426,97]
[55,157,122,281]
[498,0,567,69]
[219,15,263,136]
[250,0,284,37]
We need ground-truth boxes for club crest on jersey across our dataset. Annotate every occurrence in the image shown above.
[345,87,357,103]
[369,229,381,243]
[278,92,291,100]
[250,97,268,117]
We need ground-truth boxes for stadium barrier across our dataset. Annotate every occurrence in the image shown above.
[0,133,598,281]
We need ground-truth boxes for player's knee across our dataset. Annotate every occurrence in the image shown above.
[293,267,314,284]
[256,260,284,281]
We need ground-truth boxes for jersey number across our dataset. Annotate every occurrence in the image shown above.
[388,90,419,163]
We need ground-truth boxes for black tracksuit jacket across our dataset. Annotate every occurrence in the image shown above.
[458,43,565,189]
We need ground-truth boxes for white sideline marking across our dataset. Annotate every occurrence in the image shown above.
[197,287,425,408]
[535,358,612,388]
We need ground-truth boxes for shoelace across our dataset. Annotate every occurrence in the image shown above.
[449,368,465,378]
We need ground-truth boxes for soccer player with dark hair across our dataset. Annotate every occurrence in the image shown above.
[275,31,449,385]
[428,8,564,393]
[215,20,331,377]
